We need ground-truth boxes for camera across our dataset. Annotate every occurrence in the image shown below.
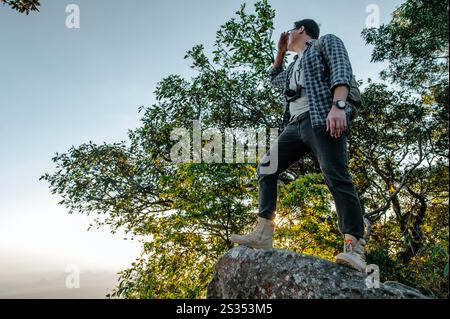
[283,85,303,102]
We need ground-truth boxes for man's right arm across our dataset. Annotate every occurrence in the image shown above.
[269,51,288,88]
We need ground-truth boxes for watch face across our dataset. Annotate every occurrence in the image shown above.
[337,101,346,108]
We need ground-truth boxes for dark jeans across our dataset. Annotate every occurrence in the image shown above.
[257,111,364,239]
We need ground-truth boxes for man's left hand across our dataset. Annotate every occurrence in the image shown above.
[326,105,347,138]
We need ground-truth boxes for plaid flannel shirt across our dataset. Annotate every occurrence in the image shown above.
[269,34,353,134]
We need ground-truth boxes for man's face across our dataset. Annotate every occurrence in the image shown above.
[287,26,305,50]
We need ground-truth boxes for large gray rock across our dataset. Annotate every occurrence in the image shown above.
[206,246,430,299]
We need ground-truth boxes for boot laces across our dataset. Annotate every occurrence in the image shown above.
[344,239,366,256]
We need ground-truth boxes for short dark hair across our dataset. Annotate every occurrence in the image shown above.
[294,19,320,39]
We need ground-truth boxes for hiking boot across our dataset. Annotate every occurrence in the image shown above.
[230,217,275,249]
[336,237,367,272]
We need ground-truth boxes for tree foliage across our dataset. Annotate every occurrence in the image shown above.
[1,0,40,14]
[361,0,448,91]
[360,0,449,297]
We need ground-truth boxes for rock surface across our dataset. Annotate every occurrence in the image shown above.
[206,246,430,299]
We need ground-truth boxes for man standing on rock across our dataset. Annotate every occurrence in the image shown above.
[230,19,367,272]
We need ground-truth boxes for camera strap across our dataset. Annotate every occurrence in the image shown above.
[284,54,304,103]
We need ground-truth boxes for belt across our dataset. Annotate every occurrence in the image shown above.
[289,110,310,124]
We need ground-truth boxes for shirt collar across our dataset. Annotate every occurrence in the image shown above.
[306,38,316,45]
[293,39,316,60]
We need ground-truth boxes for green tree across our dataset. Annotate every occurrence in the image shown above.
[359,0,449,298]
[1,0,40,14]
[362,0,448,91]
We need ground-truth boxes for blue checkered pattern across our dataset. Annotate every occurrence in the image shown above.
[269,34,353,134]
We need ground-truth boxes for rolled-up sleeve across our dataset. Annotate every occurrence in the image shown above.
[269,66,288,89]
[320,34,353,93]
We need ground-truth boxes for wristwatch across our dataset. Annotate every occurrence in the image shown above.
[332,100,347,110]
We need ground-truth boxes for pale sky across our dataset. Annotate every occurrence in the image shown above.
[0,0,404,298]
